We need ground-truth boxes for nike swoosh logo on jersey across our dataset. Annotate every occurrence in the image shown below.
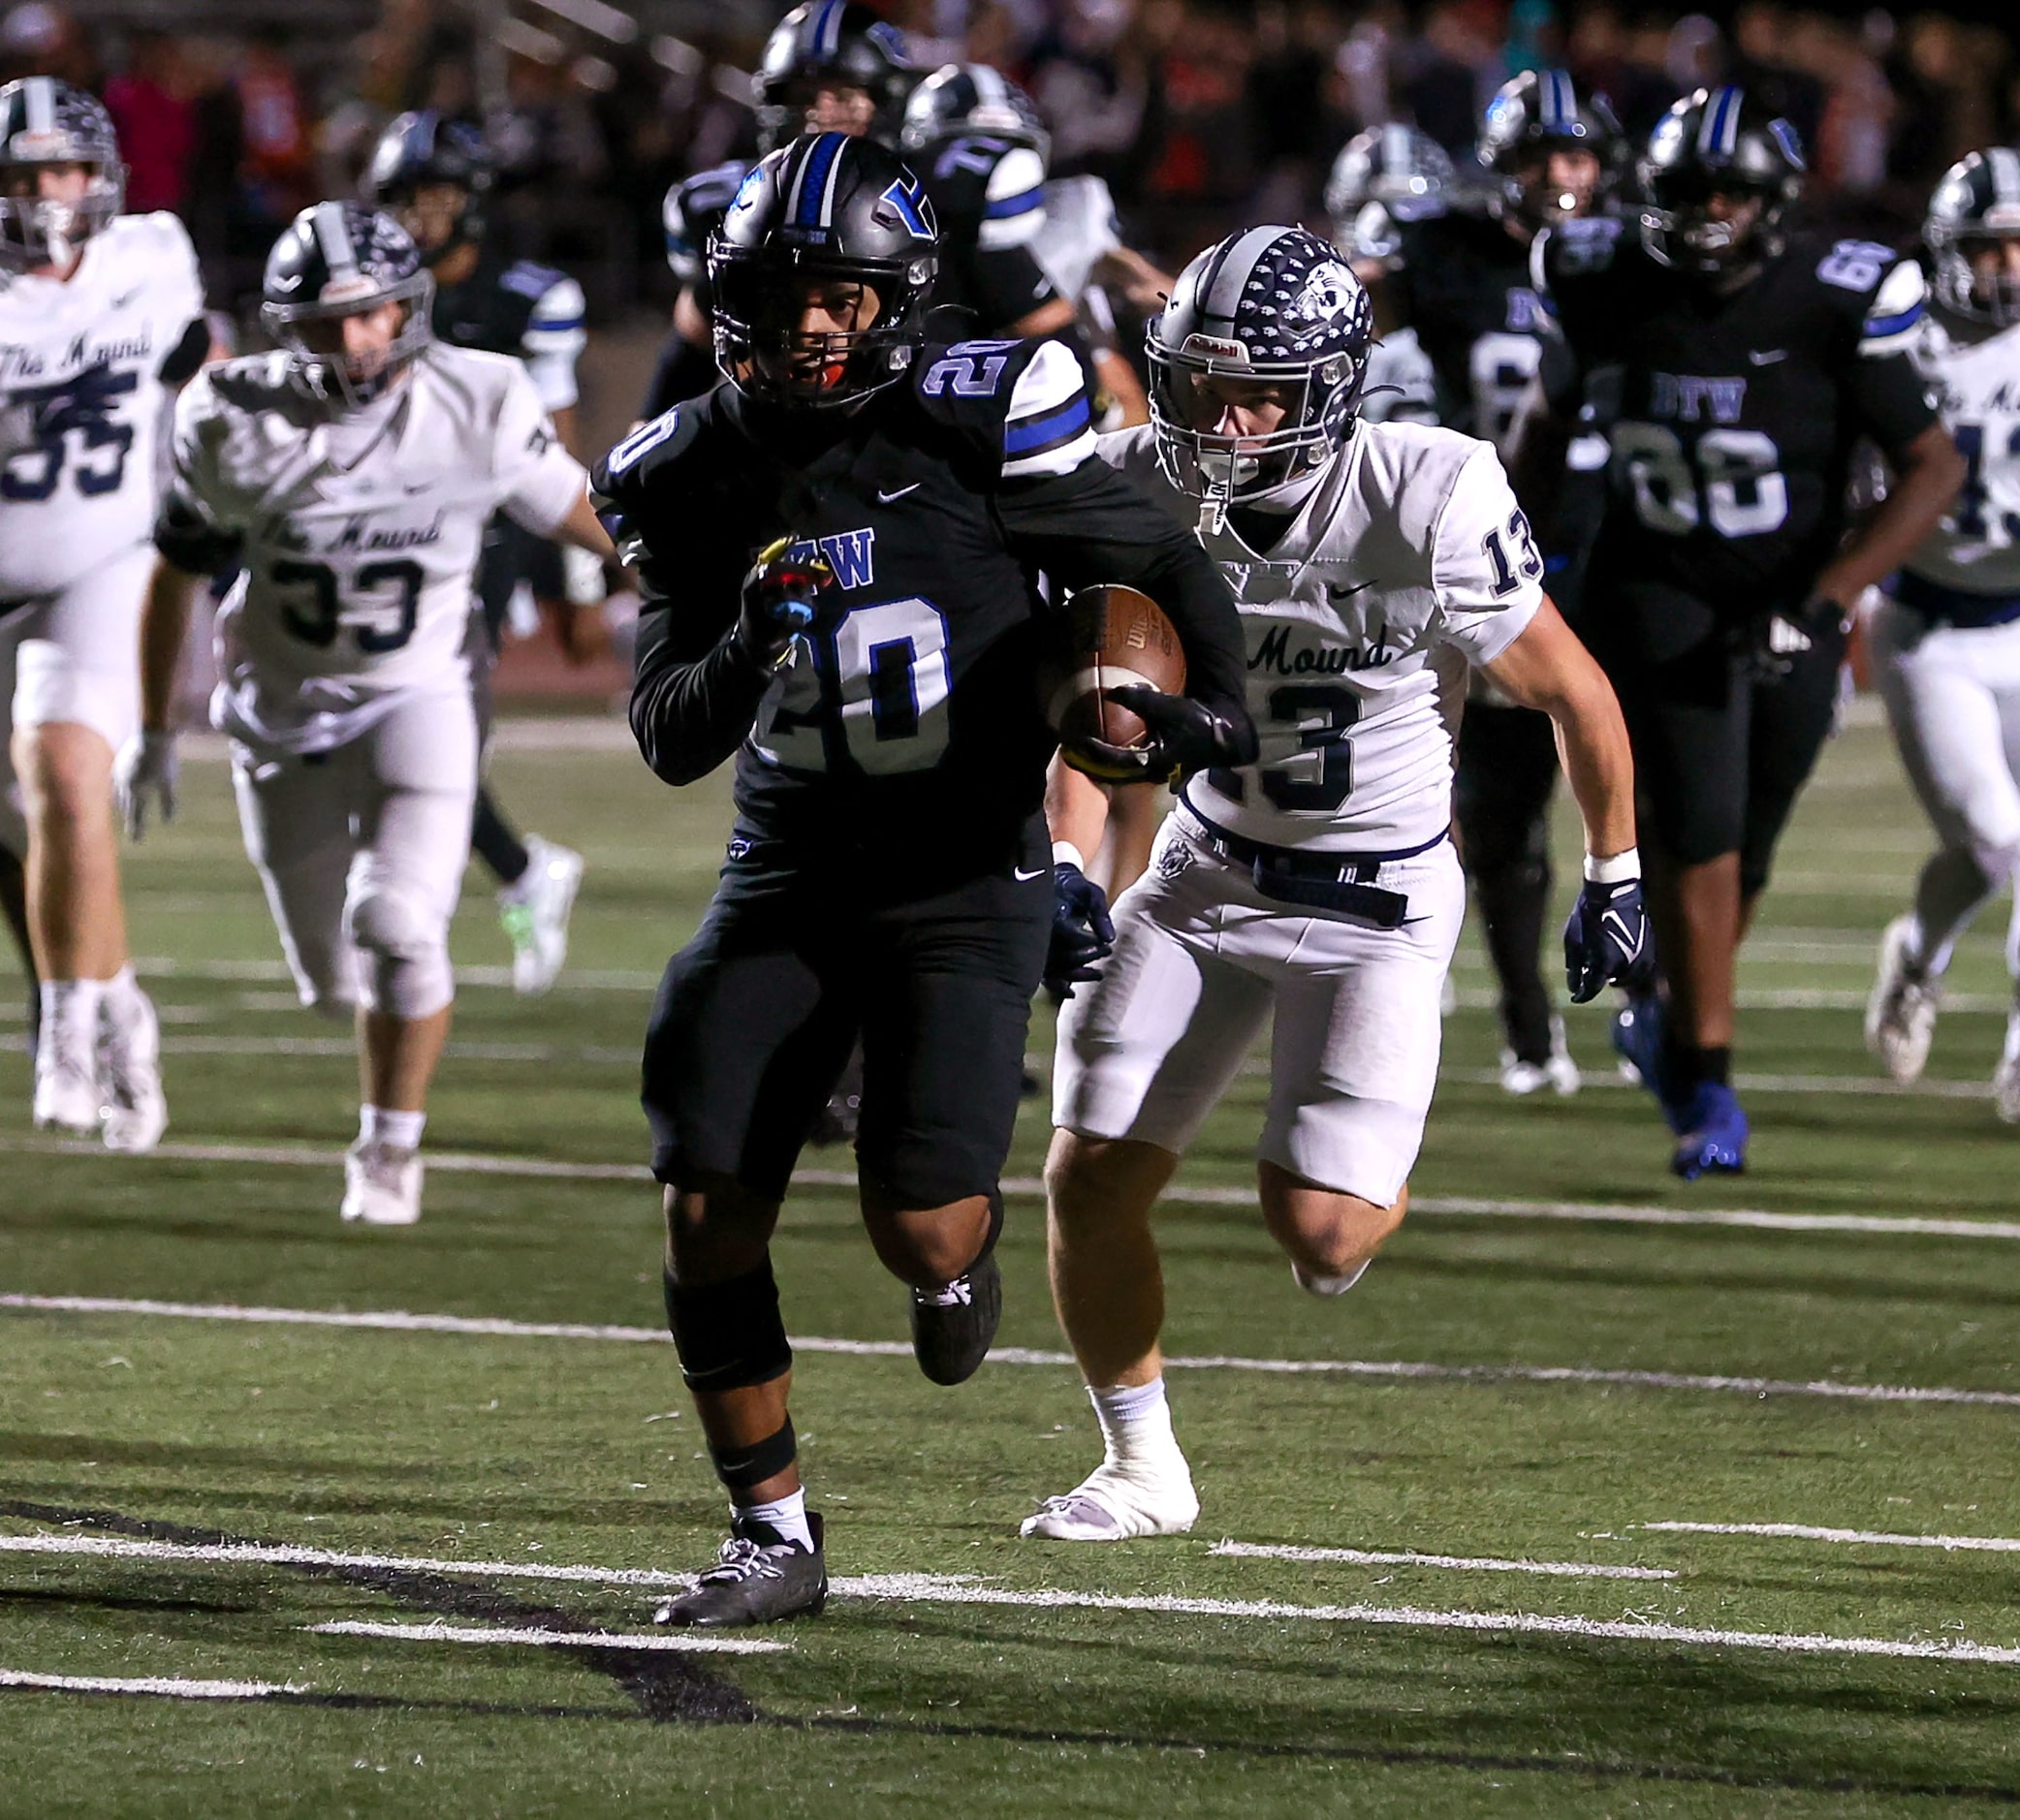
[1012,865,1047,882]
[1326,581,1374,602]
[110,288,141,310]
[1749,349,1789,364]
[878,482,921,502]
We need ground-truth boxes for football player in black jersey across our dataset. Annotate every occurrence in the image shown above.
[365,110,590,995]
[594,134,1252,1626]
[1516,86,1964,1177]
[1378,70,1624,1099]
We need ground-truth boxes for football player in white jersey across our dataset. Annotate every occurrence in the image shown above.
[1024,229,1650,1541]
[1868,151,2020,1118]
[116,204,615,1226]
[0,77,206,1148]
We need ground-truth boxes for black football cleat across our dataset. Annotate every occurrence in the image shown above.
[909,1252,1001,1386]
[653,1514,827,1627]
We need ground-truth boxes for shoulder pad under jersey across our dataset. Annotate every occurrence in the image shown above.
[590,393,714,517]
[912,334,1097,481]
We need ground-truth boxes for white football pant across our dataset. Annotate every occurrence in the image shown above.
[0,542,150,755]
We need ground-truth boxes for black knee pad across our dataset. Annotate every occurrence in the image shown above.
[663,1260,793,1394]
[710,1417,798,1494]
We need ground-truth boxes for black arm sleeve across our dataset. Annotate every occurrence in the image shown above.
[1844,349,1940,459]
[159,317,210,387]
[994,463,1255,751]
[152,492,240,576]
[628,591,776,788]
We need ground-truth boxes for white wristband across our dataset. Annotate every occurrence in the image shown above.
[1052,841,1086,872]
[1584,846,1640,886]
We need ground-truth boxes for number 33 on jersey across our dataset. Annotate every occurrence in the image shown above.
[156,344,587,754]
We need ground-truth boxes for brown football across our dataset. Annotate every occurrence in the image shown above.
[1044,582,1188,753]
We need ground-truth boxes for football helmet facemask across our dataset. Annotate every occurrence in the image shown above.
[0,77,123,272]
[1148,226,1373,529]
[261,203,434,408]
[708,134,937,411]
[900,63,1049,167]
[1926,148,2020,327]
[1639,85,1804,276]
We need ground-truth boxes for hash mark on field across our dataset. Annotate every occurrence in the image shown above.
[0,1668,299,1699]
[1649,1522,2020,1553]
[310,1620,784,1654]
[836,1574,2020,1664]
[1211,1540,1675,1580]
[9,1291,2020,1408]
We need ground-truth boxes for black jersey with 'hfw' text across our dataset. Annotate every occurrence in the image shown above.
[1537,218,1939,612]
[592,335,1247,885]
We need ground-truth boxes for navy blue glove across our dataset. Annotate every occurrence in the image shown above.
[1045,863,1116,998]
[1563,874,1655,1003]
[1066,686,1256,785]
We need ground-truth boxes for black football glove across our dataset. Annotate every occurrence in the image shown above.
[737,535,831,666]
[1064,686,1255,785]
[1044,862,1116,998]
[1563,875,1656,1003]
[1748,592,1846,684]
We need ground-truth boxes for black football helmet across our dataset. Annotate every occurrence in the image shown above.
[1926,148,2020,327]
[363,110,491,266]
[1638,85,1804,275]
[261,203,434,407]
[0,76,123,271]
[755,1,915,156]
[1477,68,1624,231]
[900,63,1049,167]
[708,133,937,410]
[1323,124,1451,267]
[663,160,750,289]
[1147,226,1373,525]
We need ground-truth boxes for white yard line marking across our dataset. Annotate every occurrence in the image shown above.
[0,1667,300,1699]
[833,1574,2020,1664]
[0,1531,689,1583]
[5,1533,2009,1668]
[1443,1068,1999,1101]
[1647,1522,2020,1554]
[6,1136,2019,1244]
[1210,1540,1675,1581]
[7,1291,2020,1407]
[309,1620,782,1654]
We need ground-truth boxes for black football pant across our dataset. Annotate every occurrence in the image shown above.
[642,842,1053,1211]
[1454,701,1561,1065]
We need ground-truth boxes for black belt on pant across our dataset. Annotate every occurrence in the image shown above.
[1176,795,1446,928]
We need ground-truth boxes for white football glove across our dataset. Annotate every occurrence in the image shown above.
[562,542,609,608]
[113,729,178,842]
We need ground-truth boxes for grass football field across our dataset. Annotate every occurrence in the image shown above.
[7,706,2020,1816]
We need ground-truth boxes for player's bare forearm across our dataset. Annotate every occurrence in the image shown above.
[1505,377,1574,528]
[1009,295,1078,340]
[551,403,584,462]
[1045,753,1113,862]
[1482,598,1635,861]
[1092,348,1151,427]
[1812,422,1966,610]
[553,486,617,562]
[138,558,201,734]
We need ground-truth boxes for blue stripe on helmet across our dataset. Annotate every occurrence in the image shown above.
[1708,85,1740,159]
[1543,69,1571,129]
[796,133,844,228]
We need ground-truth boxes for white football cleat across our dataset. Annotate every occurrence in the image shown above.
[99,985,167,1153]
[498,835,584,996]
[1498,1016,1580,1097]
[341,1140,424,1225]
[1995,1013,2020,1127]
[1020,1461,1200,1542]
[33,1014,101,1136]
[1866,915,1940,1085]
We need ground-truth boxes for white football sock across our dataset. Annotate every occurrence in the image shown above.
[101,963,147,1020]
[736,1489,813,1552]
[360,1105,426,1151]
[41,979,103,1057]
[1089,1377,1184,1471]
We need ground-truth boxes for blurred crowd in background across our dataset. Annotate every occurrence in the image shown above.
[6,0,2020,329]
